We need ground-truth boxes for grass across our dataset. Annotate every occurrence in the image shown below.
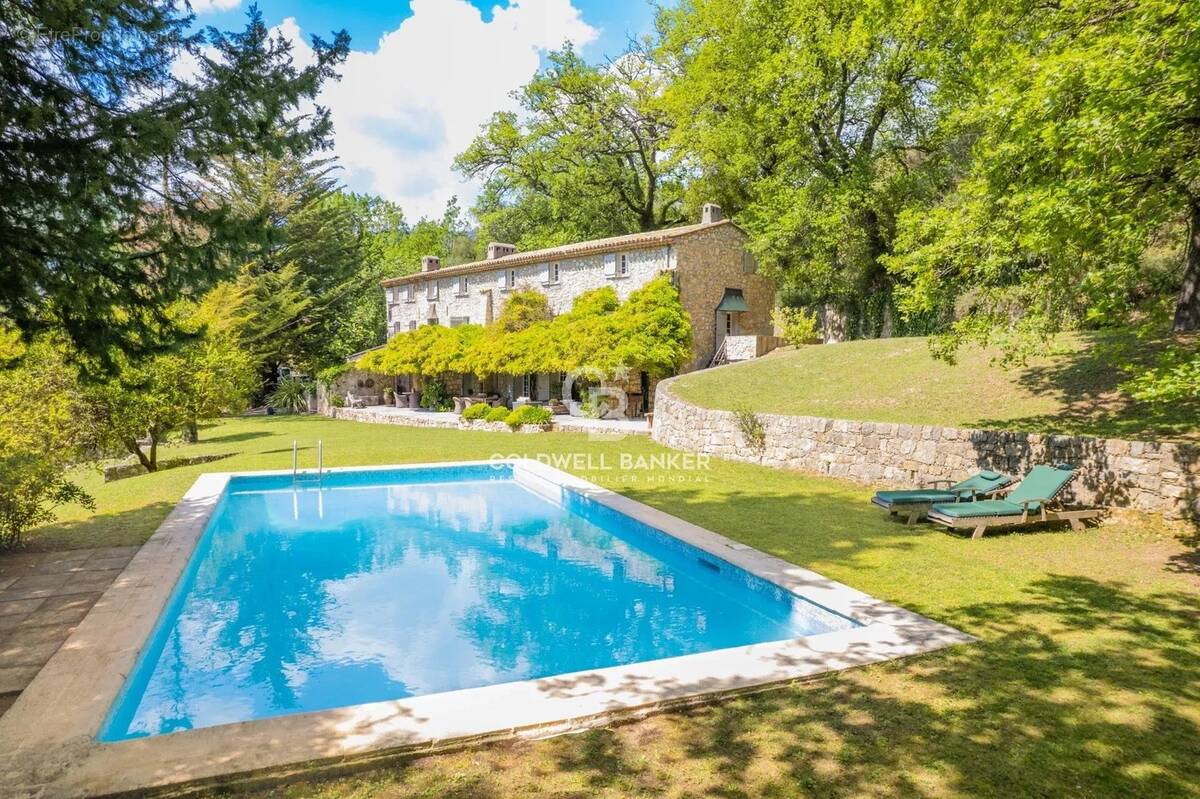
[671,332,1200,441]
[20,415,1200,797]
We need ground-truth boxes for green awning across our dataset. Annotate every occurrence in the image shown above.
[717,289,749,312]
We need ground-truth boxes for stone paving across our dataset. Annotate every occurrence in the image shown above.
[0,547,137,714]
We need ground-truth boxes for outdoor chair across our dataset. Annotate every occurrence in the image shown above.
[452,397,468,413]
[871,470,1014,525]
[345,392,366,409]
[927,464,1102,539]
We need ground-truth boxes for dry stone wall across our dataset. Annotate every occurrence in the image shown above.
[652,378,1200,520]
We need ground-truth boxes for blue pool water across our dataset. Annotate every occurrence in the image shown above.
[101,465,855,740]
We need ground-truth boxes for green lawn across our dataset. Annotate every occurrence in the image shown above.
[23,415,1200,798]
[671,333,1200,441]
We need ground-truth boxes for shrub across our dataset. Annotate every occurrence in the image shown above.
[485,405,511,422]
[268,377,310,413]
[419,378,453,411]
[329,393,345,408]
[462,402,491,421]
[731,402,766,450]
[506,405,552,428]
[772,306,821,346]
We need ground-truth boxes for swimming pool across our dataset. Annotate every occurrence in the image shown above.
[101,463,855,740]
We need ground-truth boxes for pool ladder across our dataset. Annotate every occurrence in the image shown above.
[292,440,324,486]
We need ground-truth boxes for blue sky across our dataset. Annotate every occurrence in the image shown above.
[186,0,661,219]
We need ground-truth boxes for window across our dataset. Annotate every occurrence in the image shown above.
[619,253,629,276]
[387,304,394,321]
[426,280,439,300]
[742,251,758,274]
[457,275,468,296]
[408,320,417,331]
[501,268,517,290]
[603,253,616,277]
[386,287,395,303]
[449,316,470,328]
[725,312,734,336]
[403,284,415,302]
[545,262,560,284]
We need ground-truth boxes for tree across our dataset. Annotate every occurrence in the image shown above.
[657,0,962,337]
[173,287,261,442]
[0,3,349,369]
[886,0,1200,363]
[218,156,366,375]
[0,335,95,548]
[83,291,259,469]
[455,46,685,252]
[323,193,410,360]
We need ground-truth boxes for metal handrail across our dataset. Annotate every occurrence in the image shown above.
[292,439,324,484]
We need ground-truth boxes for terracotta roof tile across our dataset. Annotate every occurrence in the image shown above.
[380,219,737,287]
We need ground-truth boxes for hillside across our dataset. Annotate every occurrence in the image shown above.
[669,334,1200,441]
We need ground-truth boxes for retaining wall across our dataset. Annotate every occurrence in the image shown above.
[652,379,1200,520]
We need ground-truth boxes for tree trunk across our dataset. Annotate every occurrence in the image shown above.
[123,437,155,473]
[148,432,158,472]
[182,419,198,444]
[1173,197,1200,332]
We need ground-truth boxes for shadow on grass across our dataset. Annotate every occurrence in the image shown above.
[969,331,1200,441]
[199,430,273,445]
[24,502,174,552]
[203,575,1200,799]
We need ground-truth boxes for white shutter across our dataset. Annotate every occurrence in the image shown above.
[603,253,616,277]
[545,263,553,283]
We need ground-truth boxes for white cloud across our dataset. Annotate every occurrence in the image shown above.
[275,0,598,220]
[187,0,241,13]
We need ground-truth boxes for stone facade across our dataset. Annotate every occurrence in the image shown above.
[384,247,673,335]
[379,209,776,374]
[672,224,775,371]
[652,378,1200,520]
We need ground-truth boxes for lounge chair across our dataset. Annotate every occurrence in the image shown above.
[927,464,1102,539]
[872,470,1015,525]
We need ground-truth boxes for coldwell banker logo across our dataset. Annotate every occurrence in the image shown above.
[561,365,630,441]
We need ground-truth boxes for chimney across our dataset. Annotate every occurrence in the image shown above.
[486,242,517,260]
[421,255,440,272]
[701,203,724,224]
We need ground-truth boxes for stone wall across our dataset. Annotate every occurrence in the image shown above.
[652,378,1200,520]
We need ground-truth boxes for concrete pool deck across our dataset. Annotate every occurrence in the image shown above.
[0,460,974,797]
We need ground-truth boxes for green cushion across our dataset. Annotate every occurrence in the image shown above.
[930,499,1024,518]
[873,490,956,507]
[953,470,1014,493]
[874,470,1014,509]
[1006,464,1075,506]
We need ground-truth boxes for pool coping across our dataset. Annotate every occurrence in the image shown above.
[0,459,974,797]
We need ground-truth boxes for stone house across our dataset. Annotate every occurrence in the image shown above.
[378,204,776,412]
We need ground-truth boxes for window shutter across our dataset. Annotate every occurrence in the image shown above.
[545,263,553,283]
[603,253,616,277]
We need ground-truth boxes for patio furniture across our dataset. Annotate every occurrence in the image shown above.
[871,470,1015,526]
[927,464,1102,539]
[452,397,468,413]
[345,392,366,409]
